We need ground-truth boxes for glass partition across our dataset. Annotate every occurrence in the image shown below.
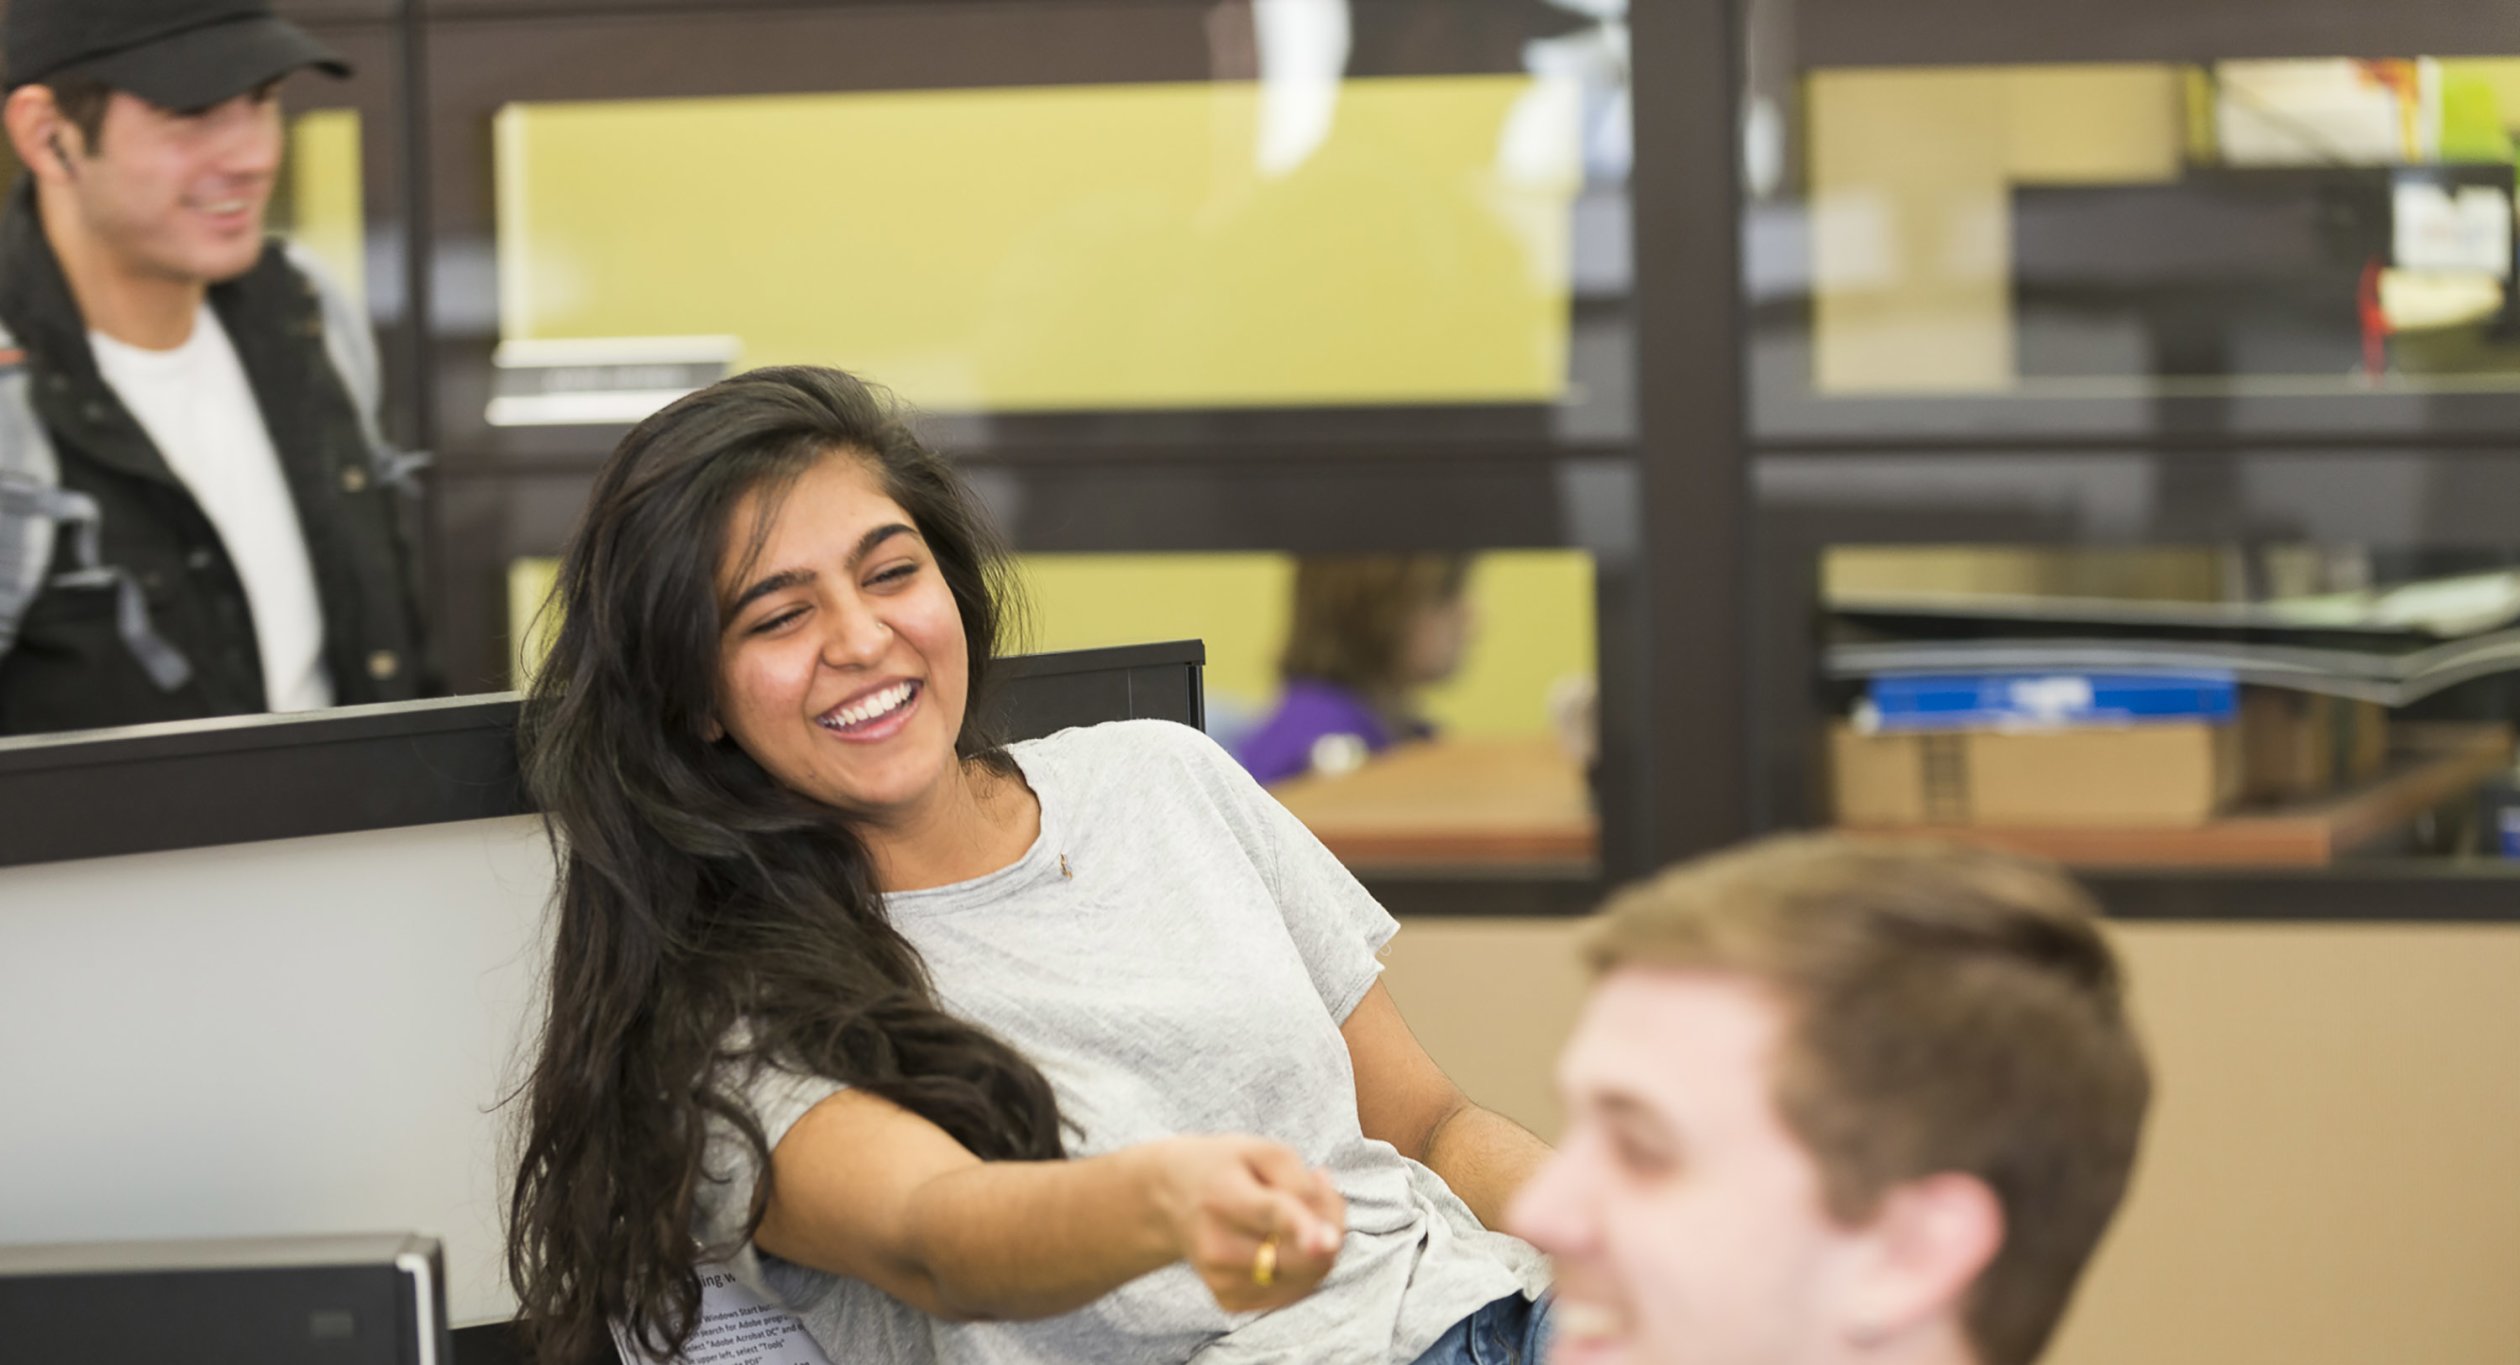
[1745,43,2520,440]
[1739,0,2520,881]
[422,0,1638,874]
[272,109,365,305]
[1791,540,2520,870]
[511,547,1603,879]
[433,0,1634,452]
[491,78,1581,418]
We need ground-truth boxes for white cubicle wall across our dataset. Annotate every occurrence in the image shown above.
[0,814,555,1326]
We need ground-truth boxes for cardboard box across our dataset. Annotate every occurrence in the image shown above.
[2239,691,2391,803]
[1832,721,2244,828]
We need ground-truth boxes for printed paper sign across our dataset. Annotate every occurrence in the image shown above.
[2394,182,2515,279]
[610,1269,834,1365]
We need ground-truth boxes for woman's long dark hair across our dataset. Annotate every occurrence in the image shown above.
[506,367,1066,1364]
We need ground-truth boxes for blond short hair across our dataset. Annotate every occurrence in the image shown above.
[1587,836,2151,1365]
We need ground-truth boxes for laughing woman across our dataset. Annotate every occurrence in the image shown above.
[506,367,1554,1365]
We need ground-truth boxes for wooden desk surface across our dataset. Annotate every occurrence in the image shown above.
[1267,734,1598,873]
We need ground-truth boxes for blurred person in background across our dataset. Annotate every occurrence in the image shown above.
[1510,836,2151,1365]
[1237,552,1475,784]
[0,0,429,734]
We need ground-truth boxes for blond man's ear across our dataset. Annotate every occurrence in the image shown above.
[1838,1172,2004,1350]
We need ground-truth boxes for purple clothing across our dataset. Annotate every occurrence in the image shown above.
[1234,678,1426,784]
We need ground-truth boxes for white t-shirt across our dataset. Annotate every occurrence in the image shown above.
[699,720,1545,1364]
[90,308,334,712]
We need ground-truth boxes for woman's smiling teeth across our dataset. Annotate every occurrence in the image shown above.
[818,681,918,731]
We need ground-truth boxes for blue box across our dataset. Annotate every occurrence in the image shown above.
[1864,671,2240,733]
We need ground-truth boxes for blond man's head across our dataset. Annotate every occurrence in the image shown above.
[1510,836,2151,1365]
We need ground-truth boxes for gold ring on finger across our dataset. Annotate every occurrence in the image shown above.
[1251,1235,1279,1288]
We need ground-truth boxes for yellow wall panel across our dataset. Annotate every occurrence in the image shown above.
[1809,69,2016,393]
[494,78,1576,411]
[507,557,561,690]
[1418,551,1595,738]
[1999,66,2185,184]
[509,550,1592,737]
[1010,550,1593,738]
[1809,65,2185,393]
[286,109,364,307]
[1017,554,1294,716]
[2441,59,2520,131]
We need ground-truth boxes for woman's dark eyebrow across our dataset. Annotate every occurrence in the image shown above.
[851,523,917,568]
[725,524,919,620]
[726,568,815,619]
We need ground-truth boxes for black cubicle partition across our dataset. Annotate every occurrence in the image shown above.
[0,640,1204,870]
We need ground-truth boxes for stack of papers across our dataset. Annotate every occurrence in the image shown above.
[1828,571,2520,708]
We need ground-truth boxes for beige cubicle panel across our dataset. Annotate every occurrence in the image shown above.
[492,77,1579,413]
[2052,923,2520,1365]
[1380,916,2520,1365]
[0,816,553,1326]
[12,802,2510,1359]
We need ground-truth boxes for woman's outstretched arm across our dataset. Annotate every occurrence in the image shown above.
[755,1090,1346,1321]
[1342,981,1552,1231]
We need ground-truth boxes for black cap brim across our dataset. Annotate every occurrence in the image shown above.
[54,17,349,113]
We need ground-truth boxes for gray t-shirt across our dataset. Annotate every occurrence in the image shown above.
[696,719,1545,1364]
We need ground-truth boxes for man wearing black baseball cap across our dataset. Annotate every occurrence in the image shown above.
[0,0,431,735]
[5,0,350,115]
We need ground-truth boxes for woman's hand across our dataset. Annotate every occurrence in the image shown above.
[760,1091,1350,1322]
[1140,1135,1347,1313]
